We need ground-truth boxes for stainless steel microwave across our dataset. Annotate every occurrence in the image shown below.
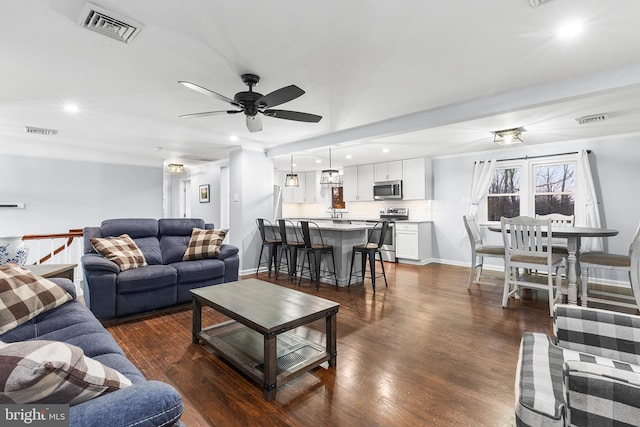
[373,180,403,200]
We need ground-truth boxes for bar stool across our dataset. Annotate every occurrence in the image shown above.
[275,219,305,282]
[256,218,281,277]
[348,221,389,293]
[298,221,337,289]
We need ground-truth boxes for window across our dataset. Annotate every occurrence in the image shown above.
[484,155,577,221]
[534,163,575,216]
[487,167,520,221]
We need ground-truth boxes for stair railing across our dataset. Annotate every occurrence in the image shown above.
[21,229,84,286]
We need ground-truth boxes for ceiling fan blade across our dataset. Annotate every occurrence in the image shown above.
[256,85,305,108]
[178,81,238,106]
[178,110,241,119]
[246,115,263,133]
[263,109,322,123]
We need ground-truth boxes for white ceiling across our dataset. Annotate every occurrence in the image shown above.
[2,0,640,172]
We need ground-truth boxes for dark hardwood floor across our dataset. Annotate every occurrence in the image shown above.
[106,263,555,427]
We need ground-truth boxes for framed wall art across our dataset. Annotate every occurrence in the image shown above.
[199,184,210,203]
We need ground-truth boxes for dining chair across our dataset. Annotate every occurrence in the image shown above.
[256,218,281,277]
[535,213,574,256]
[463,215,505,289]
[580,224,640,311]
[298,221,337,289]
[275,219,305,282]
[348,220,389,293]
[501,216,564,316]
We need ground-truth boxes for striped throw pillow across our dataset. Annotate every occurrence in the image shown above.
[0,263,73,334]
[0,340,132,405]
[90,234,147,271]
[182,228,228,261]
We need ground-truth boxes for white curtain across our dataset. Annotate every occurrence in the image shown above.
[468,159,497,217]
[575,149,603,251]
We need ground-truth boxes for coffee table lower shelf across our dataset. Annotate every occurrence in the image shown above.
[197,320,330,395]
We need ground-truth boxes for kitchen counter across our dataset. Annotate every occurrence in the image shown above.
[273,220,375,286]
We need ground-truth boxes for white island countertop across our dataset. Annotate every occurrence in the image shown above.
[283,219,373,231]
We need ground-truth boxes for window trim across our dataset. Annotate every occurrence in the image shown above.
[481,153,578,223]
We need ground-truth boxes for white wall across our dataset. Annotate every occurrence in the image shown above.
[432,134,640,283]
[228,148,274,274]
[1,154,163,236]
[188,163,222,227]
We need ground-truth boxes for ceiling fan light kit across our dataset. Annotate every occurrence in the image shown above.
[178,74,322,133]
[493,127,525,146]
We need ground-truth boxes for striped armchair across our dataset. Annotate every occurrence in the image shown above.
[515,304,640,426]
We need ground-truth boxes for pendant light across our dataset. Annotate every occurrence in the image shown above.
[320,148,342,185]
[285,155,299,187]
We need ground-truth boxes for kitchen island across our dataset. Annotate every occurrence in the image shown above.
[277,219,375,287]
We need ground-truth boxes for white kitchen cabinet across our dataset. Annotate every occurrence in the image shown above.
[342,166,358,202]
[395,222,432,264]
[343,164,374,201]
[279,171,323,203]
[402,158,426,200]
[304,171,320,202]
[281,171,306,203]
[374,161,402,181]
[357,164,374,201]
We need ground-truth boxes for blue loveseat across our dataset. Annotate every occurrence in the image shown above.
[0,278,184,427]
[82,218,239,319]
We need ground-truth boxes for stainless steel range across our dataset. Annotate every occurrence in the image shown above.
[368,208,409,262]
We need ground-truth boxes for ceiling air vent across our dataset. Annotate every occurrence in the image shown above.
[77,2,143,44]
[575,113,608,125]
[25,126,58,136]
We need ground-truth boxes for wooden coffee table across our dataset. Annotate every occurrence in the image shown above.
[191,278,340,401]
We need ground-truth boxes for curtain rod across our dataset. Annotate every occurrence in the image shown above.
[475,150,591,164]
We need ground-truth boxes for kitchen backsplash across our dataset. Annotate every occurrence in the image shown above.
[283,199,432,221]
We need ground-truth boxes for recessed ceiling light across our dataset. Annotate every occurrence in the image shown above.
[315,159,322,164]
[64,103,79,114]
[557,20,585,39]
[345,154,352,159]
[229,135,239,141]
[382,148,389,153]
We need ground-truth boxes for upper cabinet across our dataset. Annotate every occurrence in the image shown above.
[343,164,374,201]
[278,170,322,203]
[304,171,320,203]
[279,155,432,204]
[374,161,403,182]
[282,171,306,203]
[402,158,426,200]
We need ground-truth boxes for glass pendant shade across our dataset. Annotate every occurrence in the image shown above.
[320,148,342,185]
[285,173,299,187]
[320,169,341,184]
[285,155,299,187]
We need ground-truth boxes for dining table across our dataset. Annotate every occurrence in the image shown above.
[488,225,619,305]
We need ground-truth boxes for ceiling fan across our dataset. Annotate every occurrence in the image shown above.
[178,74,322,133]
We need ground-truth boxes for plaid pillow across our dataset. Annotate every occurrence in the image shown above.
[90,234,147,271]
[0,340,132,405]
[0,263,72,334]
[182,228,228,261]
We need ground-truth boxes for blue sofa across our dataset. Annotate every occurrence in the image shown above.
[82,218,239,319]
[0,278,184,427]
